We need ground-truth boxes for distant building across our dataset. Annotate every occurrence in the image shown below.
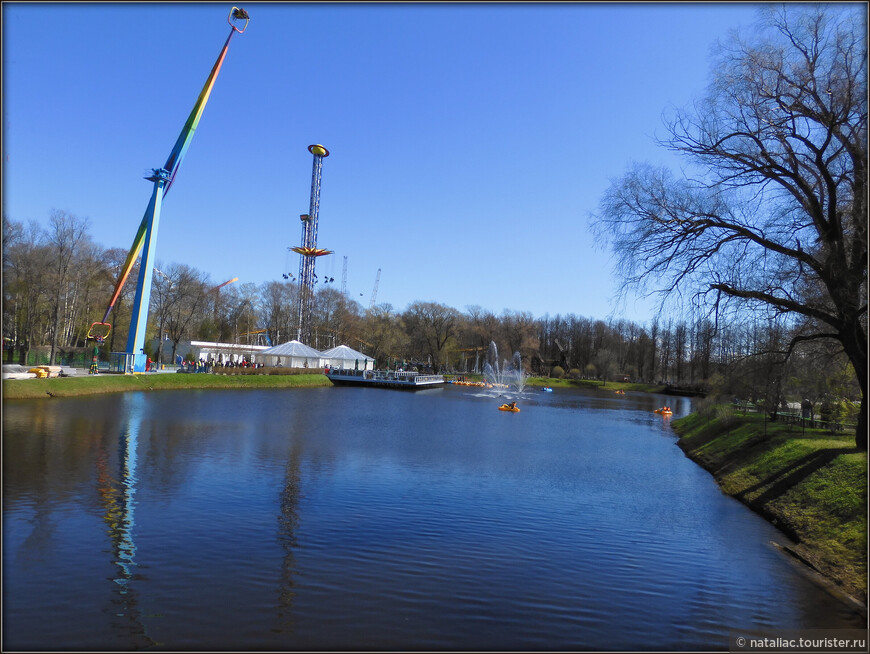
[150,338,374,370]
[151,339,270,365]
[321,344,374,371]
[257,340,325,368]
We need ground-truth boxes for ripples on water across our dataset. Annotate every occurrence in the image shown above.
[3,386,863,650]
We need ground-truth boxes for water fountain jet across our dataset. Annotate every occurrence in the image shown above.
[482,341,528,397]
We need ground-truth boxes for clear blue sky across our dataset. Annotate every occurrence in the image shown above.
[3,2,769,324]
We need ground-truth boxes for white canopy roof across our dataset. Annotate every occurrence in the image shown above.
[320,344,374,370]
[321,344,369,361]
[259,340,324,358]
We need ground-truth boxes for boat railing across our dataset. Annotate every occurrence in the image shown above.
[327,368,443,384]
[370,370,418,381]
[328,368,366,377]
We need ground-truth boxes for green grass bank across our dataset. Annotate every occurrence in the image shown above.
[672,409,867,609]
[2,370,331,400]
[518,376,666,393]
[4,372,662,401]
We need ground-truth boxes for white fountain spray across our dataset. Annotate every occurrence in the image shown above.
[482,341,528,398]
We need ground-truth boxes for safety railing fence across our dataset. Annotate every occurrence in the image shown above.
[731,401,857,434]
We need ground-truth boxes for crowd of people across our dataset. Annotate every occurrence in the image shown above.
[178,358,265,373]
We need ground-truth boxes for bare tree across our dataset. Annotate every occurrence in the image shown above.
[46,210,90,364]
[465,305,501,349]
[227,282,261,346]
[151,263,178,365]
[260,280,297,345]
[162,264,211,363]
[403,301,460,372]
[63,239,105,350]
[499,310,538,368]
[3,218,50,364]
[100,247,138,355]
[647,319,659,383]
[360,303,406,364]
[593,347,617,386]
[311,286,361,350]
[592,5,867,447]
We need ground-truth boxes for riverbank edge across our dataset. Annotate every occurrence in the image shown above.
[523,377,668,393]
[2,372,332,399]
[3,373,665,400]
[671,412,868,616]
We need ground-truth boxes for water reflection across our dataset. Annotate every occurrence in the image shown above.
[276,440,303,631]
[3,388,864,650]
[94,392,156,649]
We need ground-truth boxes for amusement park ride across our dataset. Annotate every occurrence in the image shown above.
[292,145,332,343]
[87,7,342,369]
[86,7,249,373]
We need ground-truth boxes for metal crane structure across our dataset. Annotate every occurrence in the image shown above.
[369,268,381,311]
[340,255,348,297]
[88,7,249,373]
[291,144,332,344]
[238,329,272,346]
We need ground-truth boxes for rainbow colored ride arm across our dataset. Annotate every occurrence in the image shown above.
[99,7,248,324]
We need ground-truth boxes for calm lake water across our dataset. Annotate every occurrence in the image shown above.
[3,385,863,650]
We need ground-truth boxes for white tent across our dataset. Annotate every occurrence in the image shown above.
[321,344,374,371]
[258,340,324,369]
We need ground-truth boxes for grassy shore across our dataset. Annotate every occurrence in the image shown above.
[520,376,666,393]
[5,371,664,401]
[2,371,331,400]
[672,409,867,608]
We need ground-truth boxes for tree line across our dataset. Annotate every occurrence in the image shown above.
[3,211,859,404]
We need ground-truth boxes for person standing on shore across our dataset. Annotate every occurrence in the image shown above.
[89,343,100,375]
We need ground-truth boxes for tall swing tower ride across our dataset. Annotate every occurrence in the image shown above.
[87,7,249,373]
[291,144,332,344]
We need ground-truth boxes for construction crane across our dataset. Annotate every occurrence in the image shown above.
[340,256,348,296]
[369,268,381,311]
[238,329,272,346]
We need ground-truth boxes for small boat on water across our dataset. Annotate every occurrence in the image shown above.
[499,403,520,412]
[654,407,673,415]
[326,368,444,390]
[542,387,553,392]
[449,379,485,387]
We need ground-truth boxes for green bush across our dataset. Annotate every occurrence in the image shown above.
[820,395,852,433]
[695,397,718,421]
[693,399,737,427]
[714,404,737,429]
[214,366,319,376]
[551,366,565,379]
